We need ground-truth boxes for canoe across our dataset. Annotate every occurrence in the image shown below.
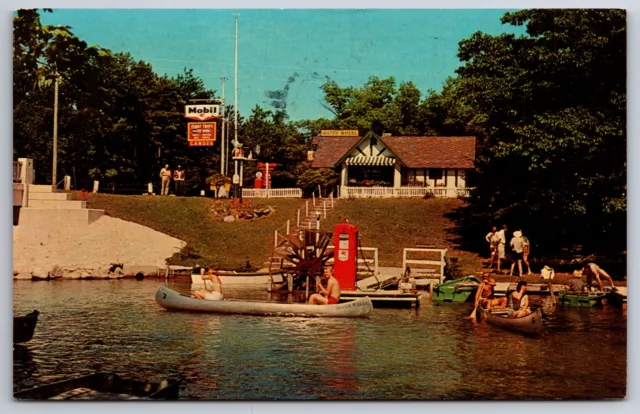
[558,290,609,307]
[432,276,481,303]
[14,310,39,344]
[13,371,181,400]
[481,308,543,336]
[155,286,373,317]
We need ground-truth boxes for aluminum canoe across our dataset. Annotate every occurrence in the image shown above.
[155,286,373,317]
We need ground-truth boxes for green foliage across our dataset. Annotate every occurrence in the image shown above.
[420,9,626,254]
[296,168,339,195]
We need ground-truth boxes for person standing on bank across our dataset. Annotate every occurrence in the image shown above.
[485,226,499,269]
[160,164,171,196]
[521,230,533,276]
[509,230,525,277]
[173,165,185,196]
[309,267,341,305]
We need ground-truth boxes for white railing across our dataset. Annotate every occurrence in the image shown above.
[340,186,470,199]
[402,247,447,285]
[325,245,378,277]
[243,188,302,198]
[273,190,336,249]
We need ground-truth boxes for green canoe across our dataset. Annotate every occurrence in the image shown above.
[558,290,610,307]
[432,276,482,303]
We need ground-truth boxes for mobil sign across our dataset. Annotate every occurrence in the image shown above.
[184,104,220,121]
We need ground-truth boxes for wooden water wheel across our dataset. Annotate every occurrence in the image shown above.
[268,228,334,298]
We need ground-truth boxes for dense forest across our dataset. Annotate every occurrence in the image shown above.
[13,9,626,254]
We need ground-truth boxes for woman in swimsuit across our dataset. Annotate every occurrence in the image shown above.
[193,267,224,300]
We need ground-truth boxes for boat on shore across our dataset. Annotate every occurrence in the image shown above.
[432,276,481,303]
[13,371,181,400]
[155,286,373,317]
[14,310,39,344]
[480,308,543,336]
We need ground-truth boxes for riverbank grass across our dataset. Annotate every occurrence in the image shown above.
[81,193,302,270]
[321,198,483,274]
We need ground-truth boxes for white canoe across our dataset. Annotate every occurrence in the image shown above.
[155,286,373,318]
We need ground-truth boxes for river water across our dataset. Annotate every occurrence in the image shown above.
[13,279,626,400]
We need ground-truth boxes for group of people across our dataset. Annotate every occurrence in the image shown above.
[159,164,186,196]
[192,265,341,305]
[474,272,532,318]
[485,224,532,277]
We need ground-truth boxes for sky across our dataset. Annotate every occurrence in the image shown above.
[39,9,526,121]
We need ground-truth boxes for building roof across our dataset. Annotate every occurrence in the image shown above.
[311,135,476,169]
[311,136,362,168]
[381,136,476,169]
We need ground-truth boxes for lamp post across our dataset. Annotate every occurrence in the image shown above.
[52,72,60,188]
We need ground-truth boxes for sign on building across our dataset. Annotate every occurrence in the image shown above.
[320,130,359,137]
[188,122,216,147]
[185,104,220,121]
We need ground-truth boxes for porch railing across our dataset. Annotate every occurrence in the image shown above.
[340,186,471,198]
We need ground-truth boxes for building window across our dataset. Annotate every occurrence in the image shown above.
[429,169,443,180]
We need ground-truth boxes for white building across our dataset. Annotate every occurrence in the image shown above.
[310,132,476,198]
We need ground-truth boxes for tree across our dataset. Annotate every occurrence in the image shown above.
[423,9,626,254]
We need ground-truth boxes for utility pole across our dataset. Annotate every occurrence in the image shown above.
[52,73,59,188]
[233,10,242,201]
[220,77,226,175]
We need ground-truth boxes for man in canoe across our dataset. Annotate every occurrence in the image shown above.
[193,267,224,300]
[476,272,507,311]
[510,280,532,318]
[309,266,341,305]
[582,263,616,292]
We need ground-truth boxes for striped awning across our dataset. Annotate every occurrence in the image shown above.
[344,156,396,166]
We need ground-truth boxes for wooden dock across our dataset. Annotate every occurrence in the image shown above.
[341,289,423,308]
[493,282,569,297]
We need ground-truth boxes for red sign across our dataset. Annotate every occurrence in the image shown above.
[188,122,216,147]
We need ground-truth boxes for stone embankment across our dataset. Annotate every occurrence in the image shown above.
[13,215,185,279]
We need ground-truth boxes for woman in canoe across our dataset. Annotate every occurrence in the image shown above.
[193,267,223,300]
[510,280,532,318]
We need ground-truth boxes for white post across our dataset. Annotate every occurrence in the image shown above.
[63,175,71,191]
[220,77,226,174]
[305,200,309,217]
[312,191,315,206]
[297,209,300,228]
[52,74,59,188]
[265,162,269,198]
[330,192,334,208]
[318,184,322,198]
[274,230,278,248]
[393,160,401,189]
[323,200,326,218]
[93,180,99,193]
[286,219,290,234]
[147,182,153,194]
[374,248,379,276]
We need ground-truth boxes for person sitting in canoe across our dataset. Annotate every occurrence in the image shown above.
[193,267,223,301]
[309,266,341,305]
[510,280,532,318]
[582,263,616,292]
[476,272,507,311]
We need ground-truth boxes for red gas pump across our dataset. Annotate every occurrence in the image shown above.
[333,220,359,290]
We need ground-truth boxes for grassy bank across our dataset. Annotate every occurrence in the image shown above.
[321,198,483,274]
[80,193,303,270]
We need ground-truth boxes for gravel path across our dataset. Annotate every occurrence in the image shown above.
[13,215,185,277]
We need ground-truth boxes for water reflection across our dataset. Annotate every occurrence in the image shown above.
[13,279,626,400]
